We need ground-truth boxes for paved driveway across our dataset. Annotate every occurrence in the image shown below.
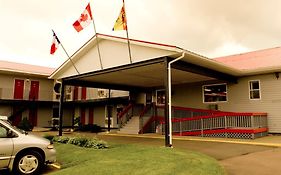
[2,131,278,175]
[95,134,279,175]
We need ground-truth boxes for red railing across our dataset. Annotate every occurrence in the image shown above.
[140,105,268,139]
[118,103,133,128]
[138,104,154,134]
[118,103,133,119]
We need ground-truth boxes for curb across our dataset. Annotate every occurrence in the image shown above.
[50,163,61,169]
[103,133,281,148]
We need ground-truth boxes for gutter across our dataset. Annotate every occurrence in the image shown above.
[167,51,186,147]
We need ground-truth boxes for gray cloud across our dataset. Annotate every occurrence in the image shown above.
[0,0,281,67]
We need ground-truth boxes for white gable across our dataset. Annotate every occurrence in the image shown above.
[50,35,179,79]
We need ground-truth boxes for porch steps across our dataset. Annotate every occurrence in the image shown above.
[118,116,140,134]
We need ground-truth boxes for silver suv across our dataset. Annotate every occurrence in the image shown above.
[0,119,56,175]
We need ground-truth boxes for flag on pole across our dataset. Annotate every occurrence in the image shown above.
[50,30,61,55]
[73,3,93,32]
[112,4,127,31]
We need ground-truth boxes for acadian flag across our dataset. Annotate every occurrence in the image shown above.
[73,3,93,32]
[50,30,60,55]
[112,4,127,31]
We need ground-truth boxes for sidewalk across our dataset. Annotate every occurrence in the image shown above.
[99,132,281,148]
[31,128,281,147]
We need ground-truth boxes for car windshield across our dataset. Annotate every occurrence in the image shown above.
[0,119,26,134]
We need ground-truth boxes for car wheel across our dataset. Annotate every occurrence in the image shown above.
[13,150,43,175]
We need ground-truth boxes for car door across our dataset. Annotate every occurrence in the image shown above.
[0,124,13,169]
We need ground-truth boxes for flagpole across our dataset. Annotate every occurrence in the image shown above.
[52,30,80,75]
[89,3,103,69]
[92,21,103,69]
[60,44,80,75]
[123,0,132,64]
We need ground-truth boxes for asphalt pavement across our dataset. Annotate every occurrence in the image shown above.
[3,130,281,175]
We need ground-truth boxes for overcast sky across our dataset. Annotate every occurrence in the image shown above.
[1,0,281,68]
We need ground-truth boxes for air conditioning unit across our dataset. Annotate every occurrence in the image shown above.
[65,93,72,101]
[98,89,108,98]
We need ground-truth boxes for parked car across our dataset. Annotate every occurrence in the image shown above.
[0,119,56,175]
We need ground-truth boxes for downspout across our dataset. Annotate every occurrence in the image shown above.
[167,52,185,147]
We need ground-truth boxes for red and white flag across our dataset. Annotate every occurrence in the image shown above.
[50,30,60,55]
[73,3,93,32]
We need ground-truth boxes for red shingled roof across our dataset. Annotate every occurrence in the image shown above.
[0,60,55,76]
[214,47,281,70]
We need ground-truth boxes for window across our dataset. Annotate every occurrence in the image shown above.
[156,90,165,105]
[249,80,261,99]
[0,125,7,138]
[203,84,227,103]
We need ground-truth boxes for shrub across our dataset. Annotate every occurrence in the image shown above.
[52,136,108,149]
[79,124,102,133]
[17,117,34,131]
[84,139,108,149]
[43,134,54,141]
[55,136,70,144]
[68,137,88,147]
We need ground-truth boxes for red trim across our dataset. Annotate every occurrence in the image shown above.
[157,105,222,114]
[97,33,177,49]
[157,105,267,116]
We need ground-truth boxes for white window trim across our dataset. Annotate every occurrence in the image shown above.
[202,83,228,103]
[248,80,261,100]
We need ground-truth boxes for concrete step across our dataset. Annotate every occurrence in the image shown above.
[117,116,140,134]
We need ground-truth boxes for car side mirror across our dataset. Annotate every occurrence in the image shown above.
[7,130,17,138]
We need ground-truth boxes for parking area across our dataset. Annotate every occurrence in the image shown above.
[3,131,281,175]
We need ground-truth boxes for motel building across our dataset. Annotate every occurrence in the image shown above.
[2,34,281,146]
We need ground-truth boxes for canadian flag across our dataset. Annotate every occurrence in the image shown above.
[50,30,60,55]
[73,3,93,32]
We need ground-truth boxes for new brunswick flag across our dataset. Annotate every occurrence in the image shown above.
[112,5,127,31]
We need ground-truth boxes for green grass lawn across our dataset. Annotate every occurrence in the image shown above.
[48,142,225,175]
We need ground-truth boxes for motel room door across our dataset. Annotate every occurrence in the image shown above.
[29,80,39,100]
[29,81,39,126]
[13,79,24,125]
[14,79,24,99]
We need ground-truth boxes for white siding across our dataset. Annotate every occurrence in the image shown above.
[55,39,175,79]
[37,108,53,127]
[172,73,281,133]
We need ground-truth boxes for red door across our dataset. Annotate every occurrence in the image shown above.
[81,87,87,100]
[88,108,94,125]
[14,79,24,99]
[80,108,85,125]
[29,108,37,126]
[12,106,22,126]
[29,81,39,100]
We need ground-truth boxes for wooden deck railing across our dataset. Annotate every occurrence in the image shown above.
[140,106,268,139]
